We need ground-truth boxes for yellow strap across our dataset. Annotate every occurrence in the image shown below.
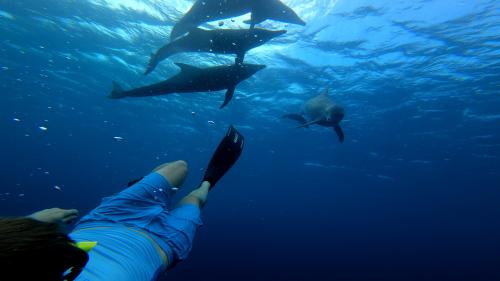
[74,241,98,253]
[73,226,168,268]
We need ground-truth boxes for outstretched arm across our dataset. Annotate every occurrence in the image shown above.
[28,208,79,224]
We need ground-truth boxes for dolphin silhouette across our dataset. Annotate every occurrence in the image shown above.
[146,28,286,75]
[283,88,345,142]
[110,63,266,108]
[171,0,305,40]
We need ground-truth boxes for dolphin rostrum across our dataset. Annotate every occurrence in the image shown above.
[110,63,266,108]
[283,88,345,143]
[171,0,305,40]
[145,28,286,75]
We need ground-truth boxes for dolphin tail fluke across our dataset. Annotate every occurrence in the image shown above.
[109,81,126,99]
[146,42,180,75]
[334,125,345,143]
[282,114,309,128]
[253,0,305,26]
[220,86,236,109]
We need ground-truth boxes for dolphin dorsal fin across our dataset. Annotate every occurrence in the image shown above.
[175,63,201,73]
[319,87,330,96]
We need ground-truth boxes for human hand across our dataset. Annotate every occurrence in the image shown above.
[28,208,79,224]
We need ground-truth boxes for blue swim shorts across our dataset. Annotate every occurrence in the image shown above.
[75,172,203,265]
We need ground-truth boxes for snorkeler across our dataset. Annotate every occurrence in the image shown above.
[0,125,244,280]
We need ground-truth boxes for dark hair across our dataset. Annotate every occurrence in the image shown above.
[0,217,88,280]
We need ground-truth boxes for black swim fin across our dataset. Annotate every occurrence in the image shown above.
[202,125,245,189]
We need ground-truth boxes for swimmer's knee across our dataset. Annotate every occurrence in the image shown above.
[170,160,188,171]
[155,160,188,187]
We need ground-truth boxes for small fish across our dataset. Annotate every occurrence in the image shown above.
[53,185,62,191]
[113,136,124,141]
[39,126,48,131]
[207,120,215,125]
[191,111,196,115]
[13,118,20,122]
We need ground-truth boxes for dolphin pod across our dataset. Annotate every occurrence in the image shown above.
[107,0,344,144]
[170,0,305,40]
[283,88,346,143]
[110,0,304,108]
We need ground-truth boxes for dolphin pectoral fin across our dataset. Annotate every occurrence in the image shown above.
[235,52,245,65]
[248,10,263,28]
[282,114,310,128]
[144,53,158,75]
[297,119,321,128]
[244,20,257,29]
[334,125,345,143]
[220,86,236,109]
[243,16,259,28]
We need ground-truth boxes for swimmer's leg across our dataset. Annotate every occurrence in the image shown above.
[153,160,188,188]
[127,161,188,188]
[75,160,189,227]
[176,181,211,209]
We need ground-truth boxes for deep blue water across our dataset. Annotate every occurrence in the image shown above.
[1,0,499,280]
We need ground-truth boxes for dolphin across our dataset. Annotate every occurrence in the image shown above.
[171,0,305,40]
[145,28,286,75]
[283,88,345,143]
[110,63,266,108]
